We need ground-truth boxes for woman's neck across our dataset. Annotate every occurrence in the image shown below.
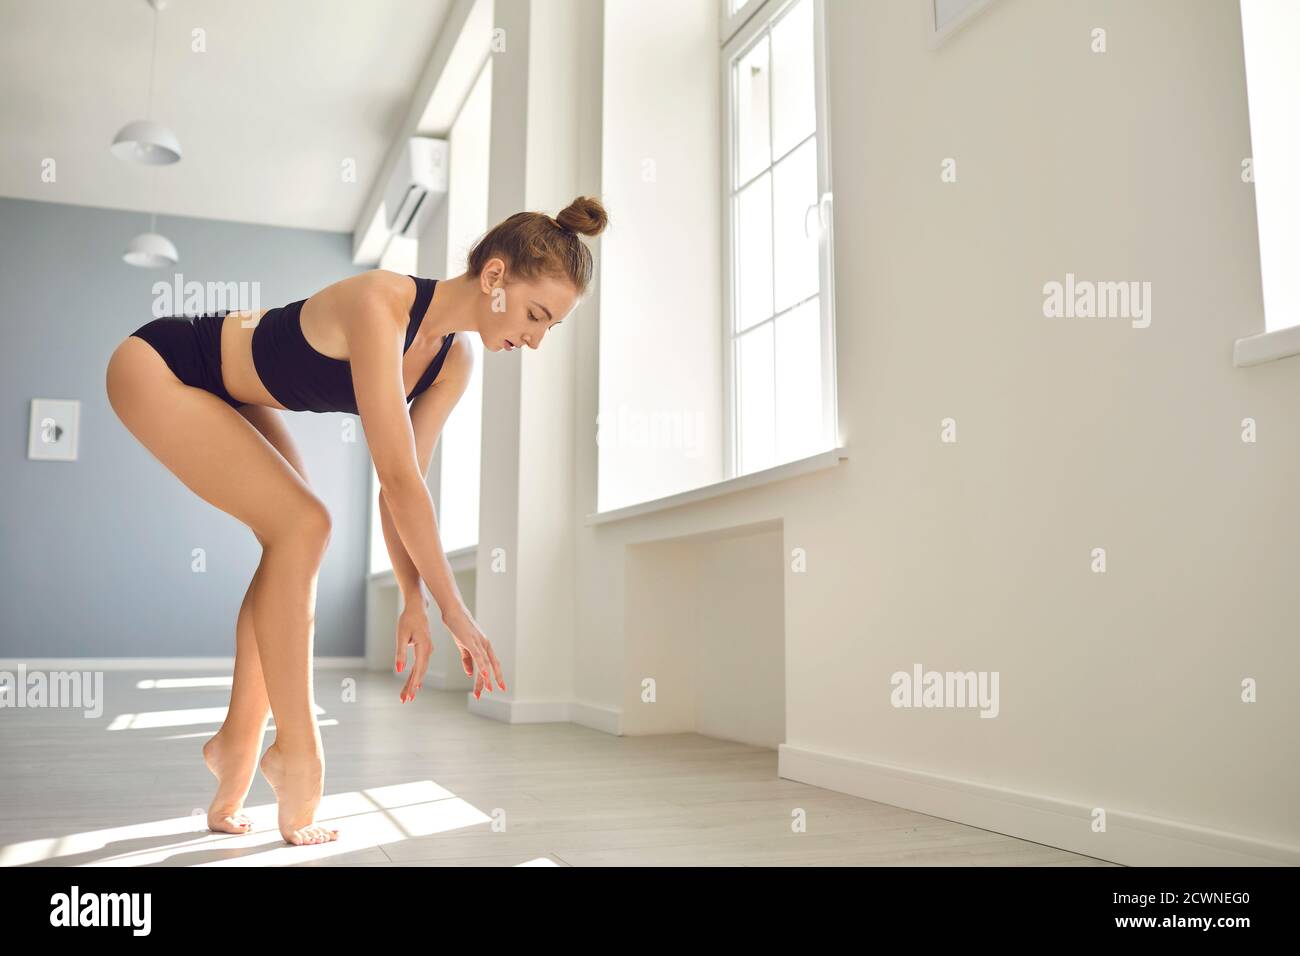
[419,271,478,344]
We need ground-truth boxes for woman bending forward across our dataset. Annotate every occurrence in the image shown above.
[105,197,607,845]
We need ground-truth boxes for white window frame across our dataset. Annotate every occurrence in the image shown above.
[1233,0,1300,366]
[720,0,838,478]
[720,0,765,40]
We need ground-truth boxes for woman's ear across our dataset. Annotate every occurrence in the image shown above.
[480,257,506,294]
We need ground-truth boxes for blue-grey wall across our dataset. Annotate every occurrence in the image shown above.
[0,197,370,658]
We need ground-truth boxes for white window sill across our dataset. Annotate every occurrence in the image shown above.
[585,445,850,526]
[1234,325,1300,367]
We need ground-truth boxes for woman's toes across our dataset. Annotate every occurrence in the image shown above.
[209,812,254,834]
[286,825,334,846]
[306,826,338,844]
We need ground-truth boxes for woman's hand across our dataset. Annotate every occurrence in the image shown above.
[395,599,432,703]
[441,605,506,700]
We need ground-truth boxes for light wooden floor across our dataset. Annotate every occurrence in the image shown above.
[0,669,1114,867]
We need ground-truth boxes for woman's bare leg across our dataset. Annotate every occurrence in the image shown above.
[203,407,312,834]
[106,337,338,846]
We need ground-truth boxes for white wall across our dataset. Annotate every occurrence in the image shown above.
[472,0,604,714]
[624,522,785,746]
[577,0,1300,864]
[597,0,723,512]
[0,198,370,658]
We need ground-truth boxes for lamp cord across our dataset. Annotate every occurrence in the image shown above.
[146,4,158,120]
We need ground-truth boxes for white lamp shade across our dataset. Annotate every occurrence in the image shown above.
[123,232,179,268]
[111,120,182,165]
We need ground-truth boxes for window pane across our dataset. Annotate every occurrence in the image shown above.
[771,0,815,159]
[1240,0,1300,332]
[738,322,775,475]
[440,56,492,552]
[735,172,773,331]
[735,36,770,186]
[772,136,819,313]
[775,296,823,462]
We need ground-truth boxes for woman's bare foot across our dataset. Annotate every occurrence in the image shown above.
[259,742,339,845]
[202,731,259,834]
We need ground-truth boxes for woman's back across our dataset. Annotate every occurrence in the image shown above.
[219,270,454,412]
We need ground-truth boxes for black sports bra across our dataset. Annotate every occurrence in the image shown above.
[251,275,454,415]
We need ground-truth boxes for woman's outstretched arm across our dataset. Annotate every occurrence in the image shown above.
[377,339,473,698]
[342,277,503,700]
[376,337,473,610]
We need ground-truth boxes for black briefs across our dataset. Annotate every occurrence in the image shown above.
[250,275,454,415]
[129,312,246,409]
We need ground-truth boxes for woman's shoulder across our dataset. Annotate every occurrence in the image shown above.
[349,268,420,299]
[313,269,419,316]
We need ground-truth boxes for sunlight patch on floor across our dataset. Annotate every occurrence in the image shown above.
[158,719,338,741]
[0,780,495,867]
[107,703,326,731]
[136,676,234,690]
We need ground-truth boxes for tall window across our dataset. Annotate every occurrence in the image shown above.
[1239,0,1300,333]
[723,0,836,478]
[368,59,492,573]
[437,56,492,553]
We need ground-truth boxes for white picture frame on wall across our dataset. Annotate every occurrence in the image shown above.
[28,398,80,462]
[928,0,998,47]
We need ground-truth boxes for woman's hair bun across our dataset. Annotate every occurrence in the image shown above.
[554,196,608,238]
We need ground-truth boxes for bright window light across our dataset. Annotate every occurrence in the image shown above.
[1240,0,1300,332]
[438,56,492,553]
[726,0,834,477]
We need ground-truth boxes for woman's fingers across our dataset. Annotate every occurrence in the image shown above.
[394,630,407,675]
[402,637,432,703]
[446,615,497,697]
[485,641,506,691]
[411,638,431,699]
[472,642,495,694]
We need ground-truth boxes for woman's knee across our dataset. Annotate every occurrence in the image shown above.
[303,499,333,550]
[262,495,332,555]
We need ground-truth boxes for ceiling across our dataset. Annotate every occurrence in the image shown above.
[0,0,454,232]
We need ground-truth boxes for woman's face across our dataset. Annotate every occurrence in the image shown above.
[477,258,578,353]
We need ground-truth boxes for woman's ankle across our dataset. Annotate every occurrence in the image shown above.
[264,738,324,765]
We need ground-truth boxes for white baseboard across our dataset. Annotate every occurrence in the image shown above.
[571,698,624,735]
[0,657,367,671]
[465,693,623,734]
[779,743,1300,866]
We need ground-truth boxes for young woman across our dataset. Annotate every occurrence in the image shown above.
[105,196,607,846]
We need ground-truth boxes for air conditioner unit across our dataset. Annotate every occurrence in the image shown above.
[383,137,449,238]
